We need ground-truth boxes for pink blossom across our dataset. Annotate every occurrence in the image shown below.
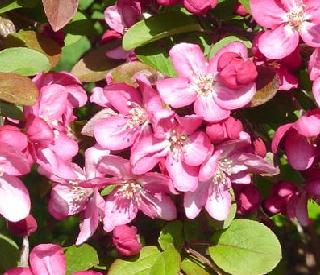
[25,72,87,129]
[234,2,248,16]
[104,0,141,35]
[252,33,301,91]
[112,224,142,256]
[4,244,102,275]
[264,181,310,226]
[184,139,278,220]
[48,146,109,245]
[156,42,256,122]
[250,0,320,59]
[96,155,177,232]
[272,110,320,170]
[0,144,31,222]
[131,115,211,192]
[90,82,173,151]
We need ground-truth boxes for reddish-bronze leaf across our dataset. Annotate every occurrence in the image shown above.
[42,0,79,32]
[0,73,39,105]
[71,44,122,83]
[111,61,159,87]
[249,66,280,107]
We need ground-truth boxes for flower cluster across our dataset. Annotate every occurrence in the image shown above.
[3,0,320,273]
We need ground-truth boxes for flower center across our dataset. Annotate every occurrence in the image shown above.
[168,130,187,152]
[286,5,306,31]
[193,74,215,96]
[212,158,233,186]
[126,102,148,129]
[69,182,94,213]
[116,181,143,203]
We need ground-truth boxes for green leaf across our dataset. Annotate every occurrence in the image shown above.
[209,36,251,58]
[65,243,99,274]
[0,47,50,76]
[150,247,181,275]
[0,0,38,14]
[181,258,210,275]
[136,40,176,77]
[109,246,181,275]
[0,233,20,274]
[308,200,320,220]
[108,246,161,275]
[209,219,281,275]
[0,101,23,120]
[158,221,184,251]
[123,11,202,50]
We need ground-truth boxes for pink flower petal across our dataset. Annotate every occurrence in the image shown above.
[76,191,104,245]
[194,94,230,122]
[214,82,256,110]
[199,150,220,182]
[176,115,203,135]
[4,268,33,275]
[205,188,231,220]
[258,25,299,59]
[105,84,142,114]
[156,77,197,108]
[300,22,320,47]
[165,152,199,192]
[184,181,209,219]
[50,132,78,161]
[306,0,320,24]
[0,146,31,176]
[250,0,286,28]
[140,192,177,220]
[104,5,124,34]
[30,244,66,275]
[271,123,294,153]
[169,43,208,79]
[93,116,140,150]
[293,114,320,137]
[0,175,30,222]
[84,145,110,179]
[103,195,137,232]
[97,154,132,178]
[139,172,171,193]
[183,131,211,166]
[284,132,315,170]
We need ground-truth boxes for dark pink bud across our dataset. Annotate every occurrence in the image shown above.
[7,215,37,237]
[253,138,267,157]
[101,30,122,43]
[157,0,180,6]
[218,52,257,89]
[234,2,248,16]
[235,185,261,215]
[274,181,298,198]
[112,225,142,256]
[183,0,218,14]
[206,122,227,143]
[224,117,243,139]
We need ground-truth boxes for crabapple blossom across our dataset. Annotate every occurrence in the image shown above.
[250,0,320,59]
[272,110,320,170]
[131,115,211,192]
[156,42,257,122]
[95,154,177,231]
[184,139,278,220]
[7,214,37,237]
[4,244,103,275]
